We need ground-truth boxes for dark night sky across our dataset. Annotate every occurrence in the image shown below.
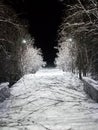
[4,0,69,66]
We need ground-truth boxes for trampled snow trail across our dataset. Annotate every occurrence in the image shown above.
[0,68,98,130]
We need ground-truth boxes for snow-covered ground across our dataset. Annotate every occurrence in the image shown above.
[0,68,98,130]
[83,77,98,89]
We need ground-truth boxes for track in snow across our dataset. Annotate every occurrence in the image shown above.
[0,68,98,130]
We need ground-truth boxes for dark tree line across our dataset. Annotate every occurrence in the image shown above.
[55,0,98,79]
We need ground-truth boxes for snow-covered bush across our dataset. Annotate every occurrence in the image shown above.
[19,38,46,75]
[55,39,77,72]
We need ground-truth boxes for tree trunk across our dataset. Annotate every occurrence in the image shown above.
[78,52,82,80]
[79,69,82,80]
[83,68,86,77]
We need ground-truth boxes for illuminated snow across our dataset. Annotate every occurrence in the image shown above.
[67,38,72,42]
[22,39,27,44]
[0,68,98,130]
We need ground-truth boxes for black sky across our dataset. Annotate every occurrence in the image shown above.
[4,0,66,66]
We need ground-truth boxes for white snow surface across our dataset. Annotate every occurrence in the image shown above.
[83,77,98,90]
[0,68,98,130]
[0,82,9,90]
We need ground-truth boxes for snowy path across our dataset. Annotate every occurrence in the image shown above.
[0,68,98,130]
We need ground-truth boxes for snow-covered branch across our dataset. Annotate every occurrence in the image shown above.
[19,37,46,75]
[56,0,98,79]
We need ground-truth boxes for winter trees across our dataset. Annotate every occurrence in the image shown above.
[55,0,98,79]
[55,38,77,73]
[0,0,23,84]
[0,1,45,85]
[19,36,46,75]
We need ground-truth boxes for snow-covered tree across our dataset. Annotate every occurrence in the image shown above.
[57,0,98,79]
[19,36,46,75]
[55,38,77,72]
[0,0,25,85]
[0,1,45,85]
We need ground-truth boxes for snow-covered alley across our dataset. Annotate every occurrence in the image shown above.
[0,68,98,130]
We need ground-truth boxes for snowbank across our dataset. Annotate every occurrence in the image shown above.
[0,82,10,102]
[83,77,98,102]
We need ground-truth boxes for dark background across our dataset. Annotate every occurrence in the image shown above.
[4,0,73,66]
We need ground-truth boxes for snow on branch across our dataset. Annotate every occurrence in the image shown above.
[56,0,98,78]
[19,36,46,75]
[55,38,77,72]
